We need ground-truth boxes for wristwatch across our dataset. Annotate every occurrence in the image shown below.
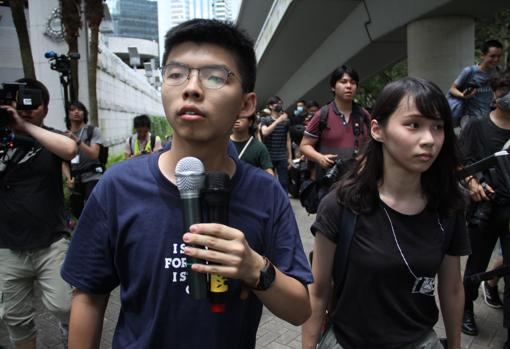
[252,257,276,291]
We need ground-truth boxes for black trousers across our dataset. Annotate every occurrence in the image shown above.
[463,204,510,328]
[70,179,99,219]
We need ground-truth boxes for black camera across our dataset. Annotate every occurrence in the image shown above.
[45,51,80,75]
[463,82,479,95]
[0,82,43,128]
[468,182,495,228]
[321,159,345,187]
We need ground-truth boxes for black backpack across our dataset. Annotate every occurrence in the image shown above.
[86,125,109,170]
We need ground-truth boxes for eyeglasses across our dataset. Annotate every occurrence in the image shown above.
[162,63,238,90]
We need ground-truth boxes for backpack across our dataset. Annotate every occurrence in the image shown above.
[128,133,157,154]
[86,125,109,170]
[446,65,476,126]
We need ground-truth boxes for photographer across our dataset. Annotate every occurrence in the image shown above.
[62,101,104,219]
[449,40,502,128]
[124,114,162,159]
[459,71,510,348]
[299,65,370,190]
[0,78,76,349]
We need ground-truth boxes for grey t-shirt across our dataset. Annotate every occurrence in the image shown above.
[454,65,495,118]
[71,126,103,183]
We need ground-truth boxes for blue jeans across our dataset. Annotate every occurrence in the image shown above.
[272,159,288,192]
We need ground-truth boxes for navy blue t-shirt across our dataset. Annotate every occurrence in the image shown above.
[61,151,312,349]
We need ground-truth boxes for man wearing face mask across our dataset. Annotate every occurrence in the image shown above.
[260,96,292,192]
[459,71,510,347]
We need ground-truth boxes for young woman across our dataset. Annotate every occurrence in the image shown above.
[62,101,104,219]
[302,77,470,349]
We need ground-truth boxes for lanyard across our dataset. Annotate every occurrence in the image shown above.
[238,136,253,159]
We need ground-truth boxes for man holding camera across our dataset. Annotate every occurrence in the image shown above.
[449,39,503,128]
[459,71,510,348]
[299,65,370,186]
[0,78,76,349]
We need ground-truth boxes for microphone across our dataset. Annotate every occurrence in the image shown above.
[175,156,207,300]
[203,171,231,313]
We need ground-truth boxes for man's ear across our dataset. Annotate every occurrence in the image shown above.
[371,119,383,142]
[238,92,256,118]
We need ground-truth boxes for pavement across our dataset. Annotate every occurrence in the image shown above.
[0,198,506,348]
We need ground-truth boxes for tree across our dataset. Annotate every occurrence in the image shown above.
[84,0,104,127]
[60,0,82,101]
[476,9,510,70]
[9,0,35,79]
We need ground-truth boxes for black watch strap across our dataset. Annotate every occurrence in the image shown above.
[252,257,276,291]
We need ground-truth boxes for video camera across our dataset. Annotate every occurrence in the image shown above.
[44,51,80,75]
[0,82,43,128]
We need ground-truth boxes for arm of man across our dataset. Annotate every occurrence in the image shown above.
[3,106,77,160]
[68,290,110,349]
[62,162,74,189]
[299,136,336,169]
[183,223,311,326]
[438,255,464,349]
[301,232,335,349]
[261,113,287,137]
[286,131,292,166]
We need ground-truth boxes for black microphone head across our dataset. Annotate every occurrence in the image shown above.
[175,157,205,199]
[204,171,230,191]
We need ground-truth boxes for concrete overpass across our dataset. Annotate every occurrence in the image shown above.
[237,0,510,108]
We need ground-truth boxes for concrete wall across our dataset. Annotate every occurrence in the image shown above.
[96,43,164,151]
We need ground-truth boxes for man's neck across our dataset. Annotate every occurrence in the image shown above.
[490,109,510,130]
[479,62,494,73]
[158,136,236,184]
[334,98,353,115]
[70,121,85,132]
[230,131,251,142]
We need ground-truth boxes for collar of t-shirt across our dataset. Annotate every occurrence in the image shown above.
[331,101,350,127]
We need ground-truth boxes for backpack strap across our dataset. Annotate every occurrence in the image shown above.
[150,134,156,151]
[317,104,329,136]
[330,208,358,313]
[86,125,94,144]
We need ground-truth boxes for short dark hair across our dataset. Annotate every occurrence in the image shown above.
[133,114,151,129]
[329,65,359,89]
[162,19,256,93]
[481,39,503,54]
[306,100,320,109]
[65,101,89,129]
[15,77,50,108]
[266,96,282,106]
[337,77,464,216]
[490,71,510,91]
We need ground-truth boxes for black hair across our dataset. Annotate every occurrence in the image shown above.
[266,96,282,106]
[65,101,89,129]
[329,65,359,89]
[162,19,256,93]
[481,39,503,54]
[306,100,320,109]
[336,77,464,216]
[490,70,510,91]
[15,77,50,109]
[133,114,151,129]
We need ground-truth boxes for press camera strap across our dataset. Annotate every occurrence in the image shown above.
[238,136,253,160]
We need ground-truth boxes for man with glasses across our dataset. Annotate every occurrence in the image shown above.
[61,19,312,349]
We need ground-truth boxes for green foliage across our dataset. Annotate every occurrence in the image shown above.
[106,152,125,169]
[475,9,510,70]
[149,115,173,140]
[356,60,407,109]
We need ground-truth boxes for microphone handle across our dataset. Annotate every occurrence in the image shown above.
[183,197,208,300]
[208,204,229,303]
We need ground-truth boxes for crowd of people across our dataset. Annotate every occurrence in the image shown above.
[0,17,509,349]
